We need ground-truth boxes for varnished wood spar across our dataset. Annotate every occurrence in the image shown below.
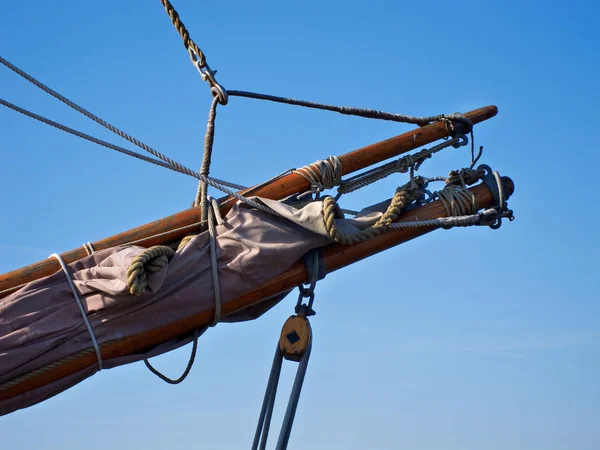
[218,105,498,213]
[0,176,514,401]
[0,105,498,298]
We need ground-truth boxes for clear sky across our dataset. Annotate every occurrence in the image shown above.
[1,1,598,449]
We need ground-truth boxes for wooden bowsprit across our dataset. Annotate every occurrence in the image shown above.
[0,174,515,402]
[0,105,497,299]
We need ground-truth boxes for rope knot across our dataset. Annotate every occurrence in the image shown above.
[446,168,486,187]
[294,156,342,196]
[126,245,175,296]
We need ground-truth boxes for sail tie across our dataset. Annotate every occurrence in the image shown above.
[49,253,103,371]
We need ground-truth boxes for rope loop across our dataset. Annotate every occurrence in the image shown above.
[324,180,425,244]
[126,245,175,296]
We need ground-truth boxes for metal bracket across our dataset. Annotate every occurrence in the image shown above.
[478,164,514,229]
[295,250,325,316]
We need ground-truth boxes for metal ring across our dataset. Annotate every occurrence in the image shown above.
[211,85,229,105]
[452,133,469,149]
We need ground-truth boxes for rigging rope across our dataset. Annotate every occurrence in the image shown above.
[0,56,170,160]
[322,179,425,244]
[195,96,220,215]
[228,90,474,131]
[336,135,467,197]
[0,1,513,417]
[160,0,206,67]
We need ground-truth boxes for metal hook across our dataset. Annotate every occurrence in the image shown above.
[452,133,469,149]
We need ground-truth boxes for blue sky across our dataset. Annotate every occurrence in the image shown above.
[1,1,598,449]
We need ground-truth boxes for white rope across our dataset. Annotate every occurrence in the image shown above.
[49,253,103,370]
[83,242,95,256]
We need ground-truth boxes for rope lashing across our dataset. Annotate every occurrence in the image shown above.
[49,253,103,371]
[323,179,426,244]
[436,185,478,217]
[337,135,468,197]
[126,246,175,296]
[83,242,96,256]
[446,167,486,187]
[293,156,342,195]
[389,165,514,230]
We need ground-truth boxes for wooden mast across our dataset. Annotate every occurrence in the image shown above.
[0,105,497,298]
[0,176,514,401]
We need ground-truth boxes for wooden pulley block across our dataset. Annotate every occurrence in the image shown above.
[279,315,312,362]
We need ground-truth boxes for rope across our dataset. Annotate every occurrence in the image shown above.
[0,99,275,216]
[388,208,498,230]
[293,156,342,195]
[337,135,466,196]
[195,97,219,214]
[0,58,262,211]
[446,167,486,187]
[207,199,222,326]
[49,253,103,371]
[252,342,313,450]
[228,91,474,132]
[436,185,478,217]
[323,180,425,244]
[83,242,96,256]
[0,340,116,392]
[0,98,181,172]
[138,198,223,386]
[160,0,206,67]
[0,56,172,161]
[252,344,284,450]
[275,341,311,450]
[143,329,200,385]
[126,246,175,296]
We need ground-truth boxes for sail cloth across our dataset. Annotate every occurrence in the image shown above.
[0,197,395,416]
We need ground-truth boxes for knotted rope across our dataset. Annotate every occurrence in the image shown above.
[323,179,426,244]
[126,245,175,296]
[293,156,343,195]
[446,167,486,187]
